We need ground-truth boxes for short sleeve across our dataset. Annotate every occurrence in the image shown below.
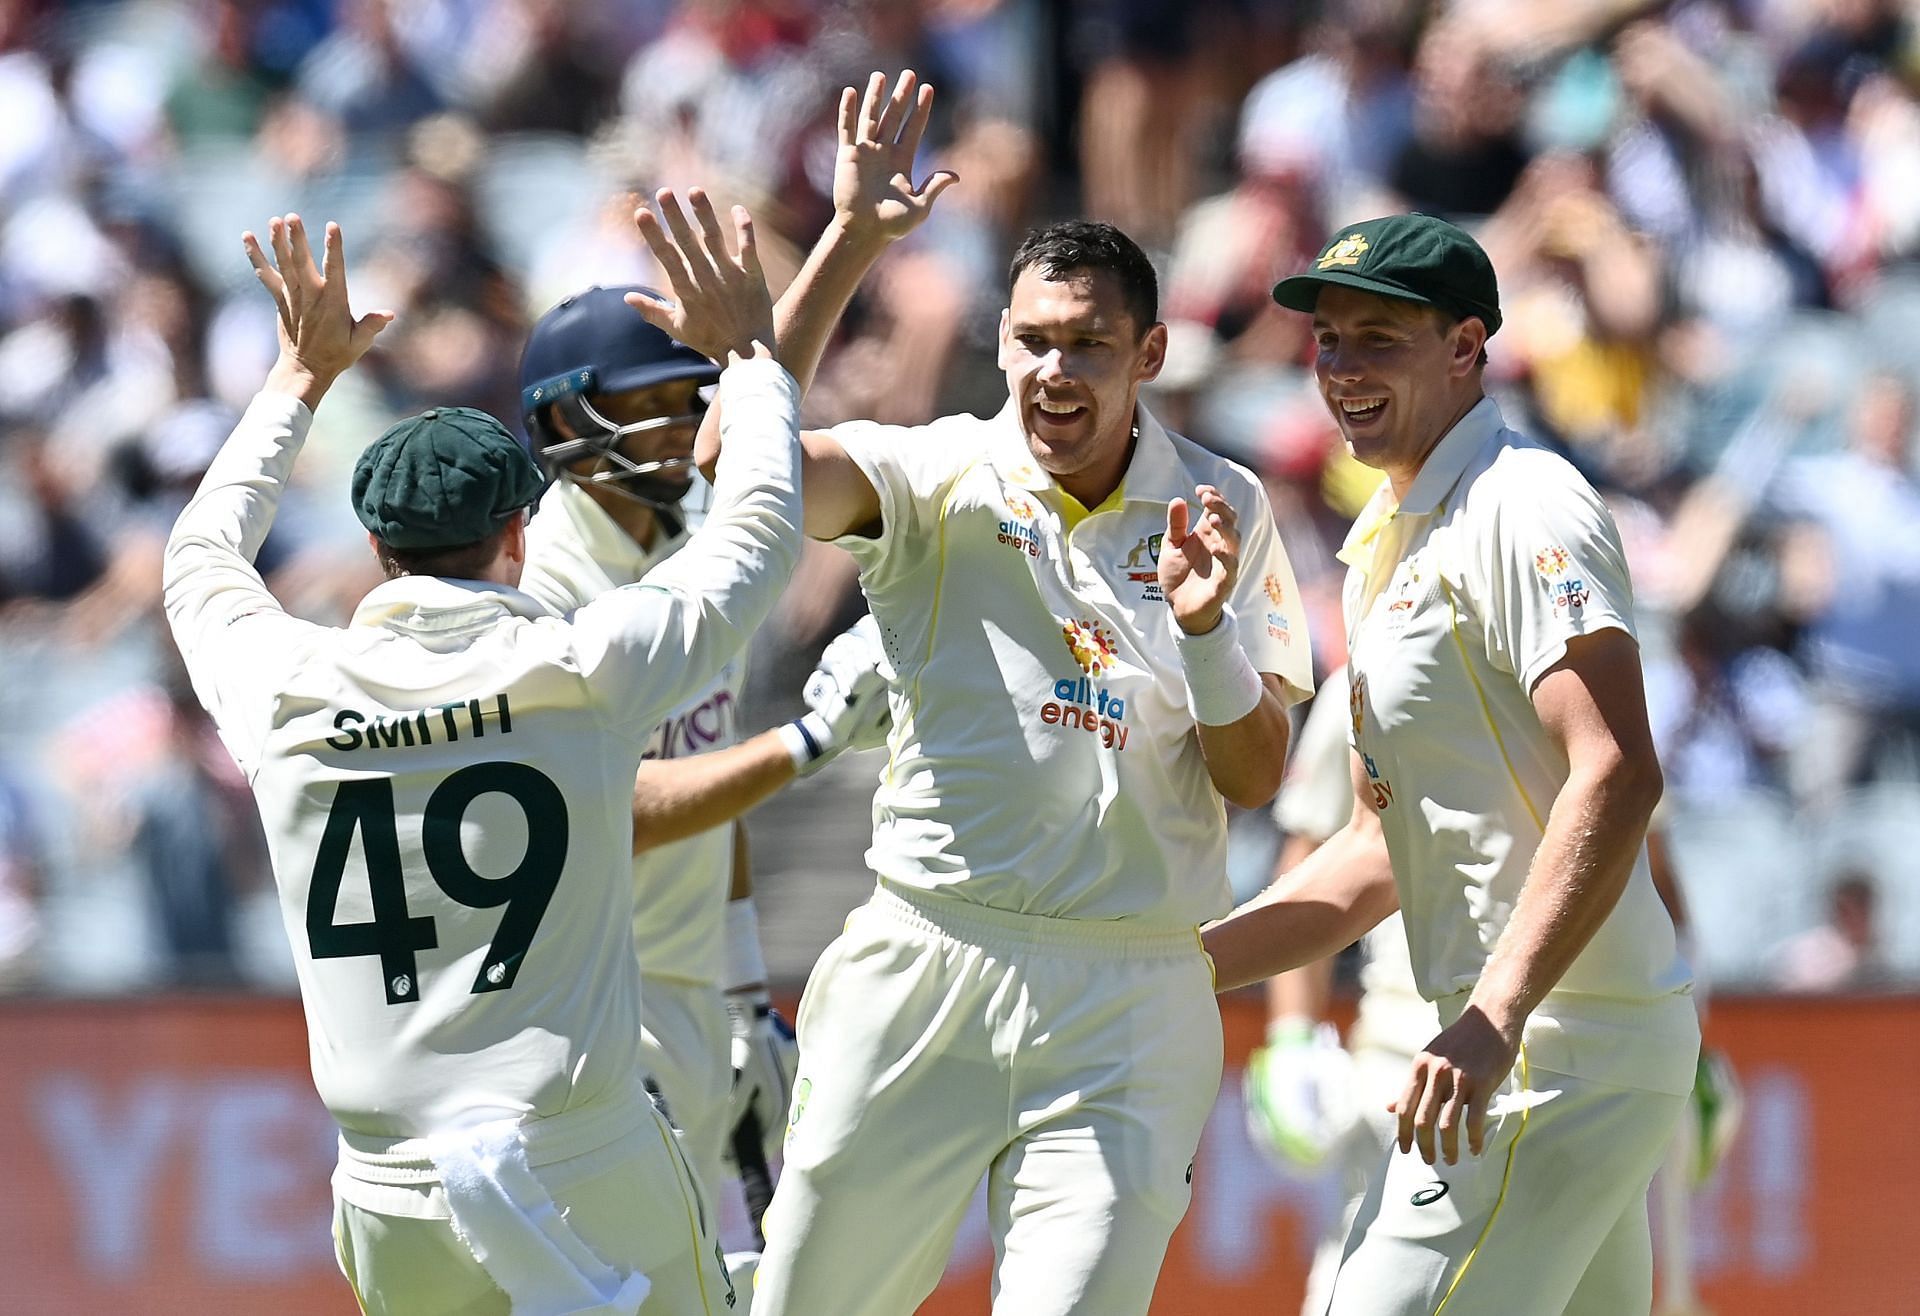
[826,416,979,577]
[1226,475,1315,706]
[1477,462,1637,694]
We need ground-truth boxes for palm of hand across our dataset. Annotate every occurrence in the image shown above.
[834,143,924,239]
[1160,533,1222,618]
[830,71,955,245]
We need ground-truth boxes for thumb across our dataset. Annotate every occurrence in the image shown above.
[1165,496,1190,545]
[914,170,960,207]
[351,310,396,352]
[624,289,680,334]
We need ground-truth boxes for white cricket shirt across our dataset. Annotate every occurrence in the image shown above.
[1340,396,1696,1093]
[830,400,1313,932]
[162,360,801,1139]
[519,480,744,987]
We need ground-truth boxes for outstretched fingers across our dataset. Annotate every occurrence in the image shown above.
[242,229,293,331]
[874,69,917,146]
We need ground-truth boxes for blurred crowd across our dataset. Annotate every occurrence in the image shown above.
[0,0,1915,995]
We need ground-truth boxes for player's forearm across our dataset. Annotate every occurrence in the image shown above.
[1469,755,1662,1039]
[162,389,311,628]
[694,216,890,476]
[1204,819,1398,992]
[632,735,796,853]
[1194,684,1291,809]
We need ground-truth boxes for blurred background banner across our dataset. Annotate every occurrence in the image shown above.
[3,991,1914,1315]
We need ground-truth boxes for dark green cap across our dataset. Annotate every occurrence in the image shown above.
[351,407,546,550]
[1272,213,1502,337]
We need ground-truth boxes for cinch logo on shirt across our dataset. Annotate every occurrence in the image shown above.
[997,493,1042,558]
[1118,533,1164,601]
[1045,619,1131,749]
[644,688,738,759]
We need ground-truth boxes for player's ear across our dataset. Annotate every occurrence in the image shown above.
[996,307,1014,369]
[1450,316,1487,377]
[1135,320,1168,385]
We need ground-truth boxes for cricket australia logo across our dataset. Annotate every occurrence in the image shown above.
[1046,619,1131,749]
[1119,534,1164,601]
[1318,233,1369,269]
[997,492,1042,559]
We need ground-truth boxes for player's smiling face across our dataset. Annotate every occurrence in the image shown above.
[999,267,1165,505]
[1312,285,1484,492]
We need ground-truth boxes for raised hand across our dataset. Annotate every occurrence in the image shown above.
[1160,485,1241,635]
[832,69,958,245]
[626,188,776,364]
[242,215,393,387]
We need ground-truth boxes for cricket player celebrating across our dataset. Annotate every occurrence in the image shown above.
[1206,214,1700,1315]
[162,204,800,1314]
[514,278,891,1264]
[676,70,1315,1316]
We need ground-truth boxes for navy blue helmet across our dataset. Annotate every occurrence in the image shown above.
[518,286,720,517]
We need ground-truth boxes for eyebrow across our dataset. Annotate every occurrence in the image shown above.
[1312,315,1419,332]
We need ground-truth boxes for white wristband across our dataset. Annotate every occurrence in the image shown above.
[776,713,830,773]
[724,897,769,993]
[1171,606,1264,726]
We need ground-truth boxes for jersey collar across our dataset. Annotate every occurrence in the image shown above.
[1398,394,1504,516]
[351,574,549,639]
[988,398,1192,512]
[1335,395,1504,573]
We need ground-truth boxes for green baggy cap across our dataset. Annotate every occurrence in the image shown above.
[1272,213,1502,336]
[351,407,546,550]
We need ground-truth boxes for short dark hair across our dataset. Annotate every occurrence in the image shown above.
[1008,221,1159,337]
[375,522,512,581]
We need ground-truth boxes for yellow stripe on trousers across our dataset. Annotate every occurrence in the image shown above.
[1432,1045,1532,1315]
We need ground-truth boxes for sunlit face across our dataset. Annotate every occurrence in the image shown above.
[998,267,1165,501]
[1311,285,1483,487]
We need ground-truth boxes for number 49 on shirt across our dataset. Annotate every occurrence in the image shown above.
[305,762,568,1005]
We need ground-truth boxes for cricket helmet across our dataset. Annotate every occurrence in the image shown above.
[518,286,720,522]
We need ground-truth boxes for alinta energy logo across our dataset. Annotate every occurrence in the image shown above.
[1046,619,1131,749]
[1533,544,1590,612]
[997,492,1042,558]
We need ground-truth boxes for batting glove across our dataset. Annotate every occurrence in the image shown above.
[785,614,892,776]
[724,989,798,1167]
[1689,1048,1742,1186]
[1243,1018,1356,1172]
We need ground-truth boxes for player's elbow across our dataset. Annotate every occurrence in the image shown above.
[1216,758,1286,812]
[1593,740,1664,828]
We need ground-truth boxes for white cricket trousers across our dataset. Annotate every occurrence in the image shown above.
[1322,1052,1687,1316]
[331,1093,735,1315]
[753,881,1223,1316]
[639,971,734,1210]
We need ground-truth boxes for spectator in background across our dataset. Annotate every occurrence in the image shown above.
[1480,151,1665,473]
[163,0,275,145]
[295,0,441,137]
[1644,605,1805,804]
[467,0,624,137]
[1385,17,1529,220]
[1771,370,1920,807]
[1773,871,1886,991]
[0,771,44,993]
